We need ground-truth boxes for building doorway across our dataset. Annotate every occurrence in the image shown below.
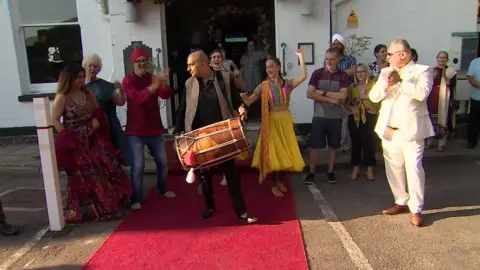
[165,0,276,124]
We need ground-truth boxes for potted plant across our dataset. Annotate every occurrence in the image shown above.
[125,0,141,22]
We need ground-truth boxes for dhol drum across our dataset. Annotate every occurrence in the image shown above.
[164,134,181,170]
[175,118,250,170]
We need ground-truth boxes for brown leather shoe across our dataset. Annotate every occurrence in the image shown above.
[410,213,423,227]
[382,204,408,215]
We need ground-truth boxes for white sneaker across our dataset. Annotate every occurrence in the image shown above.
[131,203,141,210]
[163,191,177,198]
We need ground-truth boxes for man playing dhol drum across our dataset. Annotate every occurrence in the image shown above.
[173,51,258,224]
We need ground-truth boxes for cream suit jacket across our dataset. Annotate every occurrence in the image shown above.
[369,61,435,142]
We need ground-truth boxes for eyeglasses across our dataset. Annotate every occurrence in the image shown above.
[387,51,403,57]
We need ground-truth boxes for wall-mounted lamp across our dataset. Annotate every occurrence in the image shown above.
[96,0,109,15]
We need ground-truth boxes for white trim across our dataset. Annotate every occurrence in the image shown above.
[10,0,81,95]
[19,22,79,28]
[307,184,373,270]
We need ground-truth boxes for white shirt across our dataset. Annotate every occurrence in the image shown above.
[386,63,413,128]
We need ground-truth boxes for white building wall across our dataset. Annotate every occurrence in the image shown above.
[0,0,33,128]
[0,0,477,129]
[334,0,478,67]
[275,0,331,124]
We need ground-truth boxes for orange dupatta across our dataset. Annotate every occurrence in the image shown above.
[259,80,271,183]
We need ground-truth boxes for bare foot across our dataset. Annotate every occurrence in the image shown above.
[271,186,284,197]
[277,182,288,193]
[163,191,176,198]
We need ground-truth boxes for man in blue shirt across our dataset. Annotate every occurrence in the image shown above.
[466,57,480,149]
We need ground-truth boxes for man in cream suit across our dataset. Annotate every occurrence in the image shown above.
[369,40,434,227]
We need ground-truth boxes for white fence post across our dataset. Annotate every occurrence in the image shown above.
[33,97,65,232]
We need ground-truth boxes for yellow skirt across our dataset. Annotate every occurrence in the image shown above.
[235,150,250,161]
[252,110,305,182]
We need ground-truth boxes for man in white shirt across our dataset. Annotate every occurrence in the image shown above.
[369,39,434,227]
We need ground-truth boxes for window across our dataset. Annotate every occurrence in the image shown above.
[16,0,82,93]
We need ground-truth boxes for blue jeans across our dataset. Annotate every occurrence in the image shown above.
[128,134,168,203]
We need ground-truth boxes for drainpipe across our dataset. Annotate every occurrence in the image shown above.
[330,0,351,43]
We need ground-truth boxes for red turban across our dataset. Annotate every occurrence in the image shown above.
[131,47,149,64]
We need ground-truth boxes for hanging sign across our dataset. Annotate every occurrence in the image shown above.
[347,10,359,28]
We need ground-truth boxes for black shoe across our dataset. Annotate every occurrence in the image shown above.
[326,172,338,184]
[200,208,215,219]
[303,172,316,185]
[239,214,258,224]
[467,143,476,149]
[0,223,20,236]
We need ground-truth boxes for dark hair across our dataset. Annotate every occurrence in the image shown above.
[210,49,224,59]
[326,47,342,56]
[56,63,85,94]
[265,56,285,83]
[411,48,418,62]
[374,44,387,56]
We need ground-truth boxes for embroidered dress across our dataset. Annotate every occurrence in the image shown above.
[251,79,305,182]
[55,92,132,223]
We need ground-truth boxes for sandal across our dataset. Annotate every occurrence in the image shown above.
[364,172,375,181]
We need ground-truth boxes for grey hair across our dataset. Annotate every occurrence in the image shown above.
[82,53,103,70]
[437,50,449,60]
[391,39,411,53]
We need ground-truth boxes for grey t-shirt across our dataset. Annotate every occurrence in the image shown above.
[308,68,350,119]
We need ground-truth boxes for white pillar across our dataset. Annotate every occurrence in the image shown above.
[34,97,65,232]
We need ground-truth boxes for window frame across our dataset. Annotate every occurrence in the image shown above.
[13,1,81,95]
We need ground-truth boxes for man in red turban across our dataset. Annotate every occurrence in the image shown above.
[123,47,175,210]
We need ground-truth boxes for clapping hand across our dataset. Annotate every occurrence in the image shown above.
[388,70,401,86]
[156,68,170,81]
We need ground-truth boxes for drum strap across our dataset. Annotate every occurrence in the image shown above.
[215,71,235,113]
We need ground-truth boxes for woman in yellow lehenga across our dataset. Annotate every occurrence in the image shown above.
[241,50,307,197]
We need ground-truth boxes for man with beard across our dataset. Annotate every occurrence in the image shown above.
[174,51,257,224]
[331,33,357,154]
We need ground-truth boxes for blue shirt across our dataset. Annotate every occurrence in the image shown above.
[466,58,480,100]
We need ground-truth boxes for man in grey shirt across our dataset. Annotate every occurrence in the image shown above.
[305,47,349,184]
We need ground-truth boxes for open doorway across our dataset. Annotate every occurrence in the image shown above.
[165,0,276,124]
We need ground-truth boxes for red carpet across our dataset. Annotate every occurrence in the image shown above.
[83,164,308,270]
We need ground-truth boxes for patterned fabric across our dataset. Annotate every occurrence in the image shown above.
[428,66,457,135]
[55,92,132,223]
[338,55,357,71]
[368,62,381,78]
[253,78,292,107]
[253,79,304,183]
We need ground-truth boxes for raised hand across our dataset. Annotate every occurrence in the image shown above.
[156,68,170,81]
[295,49,304,58]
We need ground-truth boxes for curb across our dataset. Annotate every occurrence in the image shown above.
[1,152,479,175]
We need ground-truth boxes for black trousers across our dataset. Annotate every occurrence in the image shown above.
[467,99,480,147]
[348,113,378,166]
[200,159,246,217]
[0,200,5,223]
